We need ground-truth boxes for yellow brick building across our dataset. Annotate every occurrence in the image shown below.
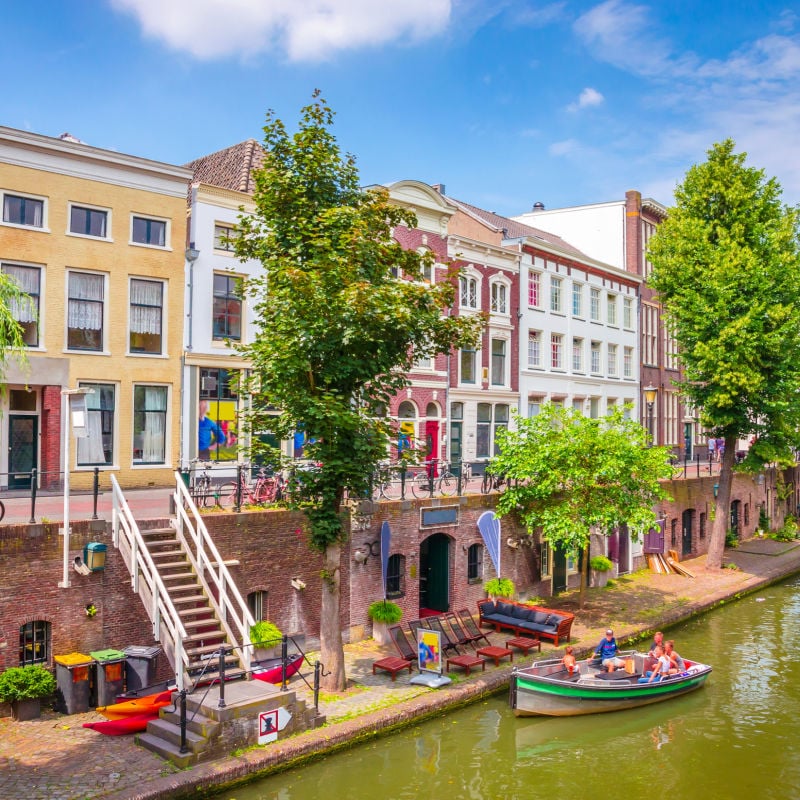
[0,127,191,490]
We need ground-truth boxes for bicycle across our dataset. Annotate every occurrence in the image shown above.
[371,462,401,501]
[411,460,456,499]
[219,467,284,508]
[188,460,218,507]
[481,469,506,495]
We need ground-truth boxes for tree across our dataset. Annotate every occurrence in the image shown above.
[490,404,674,606]
[648,139,800,569]
[0,272,31,390]
[234,93,483,691]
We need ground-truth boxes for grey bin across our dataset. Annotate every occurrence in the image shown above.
[89,649,126,706]
[122,645,162,693]
[53,653,93,714]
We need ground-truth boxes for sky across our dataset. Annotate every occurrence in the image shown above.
[4,1,800,216]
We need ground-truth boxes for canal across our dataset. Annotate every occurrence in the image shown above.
[217,575,800,799]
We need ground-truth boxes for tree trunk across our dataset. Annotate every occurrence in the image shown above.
[319,542,347,692]
[707,434,737,569]
[578,542,589,609]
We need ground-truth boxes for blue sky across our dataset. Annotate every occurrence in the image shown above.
[4,1,800,215]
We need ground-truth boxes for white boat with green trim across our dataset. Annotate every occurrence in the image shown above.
[510,651,712,717]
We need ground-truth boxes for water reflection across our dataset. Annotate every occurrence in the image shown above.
[221,575,800,800]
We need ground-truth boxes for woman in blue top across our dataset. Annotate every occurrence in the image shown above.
[594,629,625,673]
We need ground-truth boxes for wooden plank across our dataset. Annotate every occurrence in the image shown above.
[668,557,695,578]
[668,549,679,562]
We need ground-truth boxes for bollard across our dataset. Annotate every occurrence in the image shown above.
[217,647,227,708]
[281,635,289,692]
[314,661,321,713]
[29,468,37,524]
[179,689,188,754]
[234,463,243,512]
[92,467,100,520]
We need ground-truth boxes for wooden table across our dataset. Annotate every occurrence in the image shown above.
[476,645,514,666]
[505,636,541,655]
[446,654,486,677]
[372,656,413,681]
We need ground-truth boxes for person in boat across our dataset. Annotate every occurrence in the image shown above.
[638,645,671,683]
[664,640,685,674]
[594,629,625,673]
[562,646,577,675]
[648,631,664,656]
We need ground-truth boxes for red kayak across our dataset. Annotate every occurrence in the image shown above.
[83,711,157,736]
[251,653,303,684]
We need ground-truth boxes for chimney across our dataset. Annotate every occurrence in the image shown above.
[432,183,446,195]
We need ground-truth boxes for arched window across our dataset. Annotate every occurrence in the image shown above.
[467,544,483,583]
[425,402,439,418]
[247,590,268,621]
[386,554,405,598]
[19,621,50,665]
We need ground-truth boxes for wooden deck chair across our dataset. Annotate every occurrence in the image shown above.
[456,608,492,648]
[444,612,479,651]
[388,625,416,666]
[427,615,462,656]
[406,619,423,641]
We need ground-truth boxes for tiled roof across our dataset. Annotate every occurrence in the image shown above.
[185,139,265,194]
[445,195,589,258]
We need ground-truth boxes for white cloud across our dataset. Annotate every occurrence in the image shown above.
[111,0,452,62]
[567,87,604,112]
[549,139,580,157]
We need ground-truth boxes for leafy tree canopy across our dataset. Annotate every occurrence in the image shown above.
[648,139,800,469]
[491,404,674,558]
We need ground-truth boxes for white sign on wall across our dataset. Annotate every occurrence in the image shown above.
[258,706,292,745]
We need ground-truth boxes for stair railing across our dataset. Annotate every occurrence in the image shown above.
[172,471,256,675]
[110,473,190,690]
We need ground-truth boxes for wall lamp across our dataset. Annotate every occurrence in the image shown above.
[713,483,719,498]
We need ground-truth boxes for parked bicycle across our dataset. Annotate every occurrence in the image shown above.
[481,469,506,494]
[371,462,403,501]
[188,460,218,507]
[411,460,456,499]
[218,467,284,508]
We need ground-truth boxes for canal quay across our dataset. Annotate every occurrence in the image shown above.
[2,535,799,800]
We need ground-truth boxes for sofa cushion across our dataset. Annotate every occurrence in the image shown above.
[496,601,516,616]
[532,610,550,625]
[478,600,496,617]
[546,614,564,627]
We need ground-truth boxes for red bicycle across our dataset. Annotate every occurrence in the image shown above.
[218,468,283,508]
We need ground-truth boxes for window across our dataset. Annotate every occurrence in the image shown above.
[69,205,108,238]
[213,274,242,341]
[607,294,617,325]
[491,339,506,385]
[572,337,583,372]
[460,347,476,384]
[491,282,507,314]
[199,368,238,461]
[528,270,540,307]
[129,278,163,354]
[623,296,634,329]
[590,341,601,373]
[550,276,562,312]
[476,403,508,458]
[133,385,168,464]
[528,331,541,368]
[1,263,39,346]
[131,215,167,247]
[2,192,44,228]
[19,621,49,665]
[572,398,584,414]
[214,223,239,251]
[590,288,601,321]
[540,540,551,578]
[386,554,405,598]
[608,344,617,376]
[642,303,658,366]
[77,383,115,466]
[551,333,563,369]
[624,346,633,378]
[467,544,483,583]
[528,397,542,417]
[589,397,599,418]
[572,282,583,316]
[247,590,268,621]
[460,275,478,309]
[67,271,104,351]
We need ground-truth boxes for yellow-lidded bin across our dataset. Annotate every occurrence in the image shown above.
[54,652,93,714]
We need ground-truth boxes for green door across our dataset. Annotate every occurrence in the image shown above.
[419,533,450,613]
[553,544,568,594]
[8,415,37,489]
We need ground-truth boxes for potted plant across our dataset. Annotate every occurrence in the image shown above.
[0,664,56,721]
[250,620,283,661]
[368,599,403,646]
[589,555,614,588]
[484,577,515,600]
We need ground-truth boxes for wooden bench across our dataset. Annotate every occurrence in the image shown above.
[372,656,413,681]
[447,654,485,677]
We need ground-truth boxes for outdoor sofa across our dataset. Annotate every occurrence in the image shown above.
[477,599,575,647]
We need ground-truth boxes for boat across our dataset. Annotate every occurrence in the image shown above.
[510,651,712,717]
[83,710,159,736]
[251,652,304,684]
[83,690,175,736]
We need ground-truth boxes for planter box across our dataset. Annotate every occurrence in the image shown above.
[372,621,392,646]
[11,698,41,721]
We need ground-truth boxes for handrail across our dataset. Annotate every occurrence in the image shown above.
[172,471,256,674]
[110,474,190,691]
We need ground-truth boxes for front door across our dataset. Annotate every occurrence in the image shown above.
[553,544,568,594]
[449,422,462,476]
[419,532,449,612]
[684,422,693,460]
[425,420,439,475]
[681,509,694,557]
[8,415,37,489]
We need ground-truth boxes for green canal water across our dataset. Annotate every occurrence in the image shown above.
[220,575,800,800]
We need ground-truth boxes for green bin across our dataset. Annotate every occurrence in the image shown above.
[54,652,93,714]
[90,648,126,706]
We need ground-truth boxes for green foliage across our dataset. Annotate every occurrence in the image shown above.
[759,506,771,531]
[484,577,515,598]
[589,555,613,572]
[367,600,402,624]
[725,529,739,548]
[250,620,283,646]
[0,272,31,391]
[234,92,483,554]
[0,665,56,702]
[772,515,798,542]
[491,404,674,558]
[648,139,800,470]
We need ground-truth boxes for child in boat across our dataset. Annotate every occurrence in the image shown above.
[562,646,577,675]
[664,640,685,674]
[638,645,671,683]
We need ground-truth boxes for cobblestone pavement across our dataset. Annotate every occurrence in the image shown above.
[2,536,799,800]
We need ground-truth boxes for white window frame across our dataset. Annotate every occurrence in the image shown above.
[490,280,508,315]
[213,223,240,253]
[130,214,170,249]
[590,341,602,374]
[607,293,617,326]
[76,381,118,469]
[459,272,479,311]
[528,330,541,368]
[528,269,541,308]
[550,276,562,313]
[132,383,169,466]
[572,337,583,373]
[590,288,601,322]
[1,190,48,231]
[551,333,563,369]
[490,337,508,386]
[623,296,634,329]
[67,202,112,241]
[572,282,583,317]
[1,261,42,348]
[624,346,634,378]
[66,269,108,353]
[128,276,166,356]
[608,343,618,377]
